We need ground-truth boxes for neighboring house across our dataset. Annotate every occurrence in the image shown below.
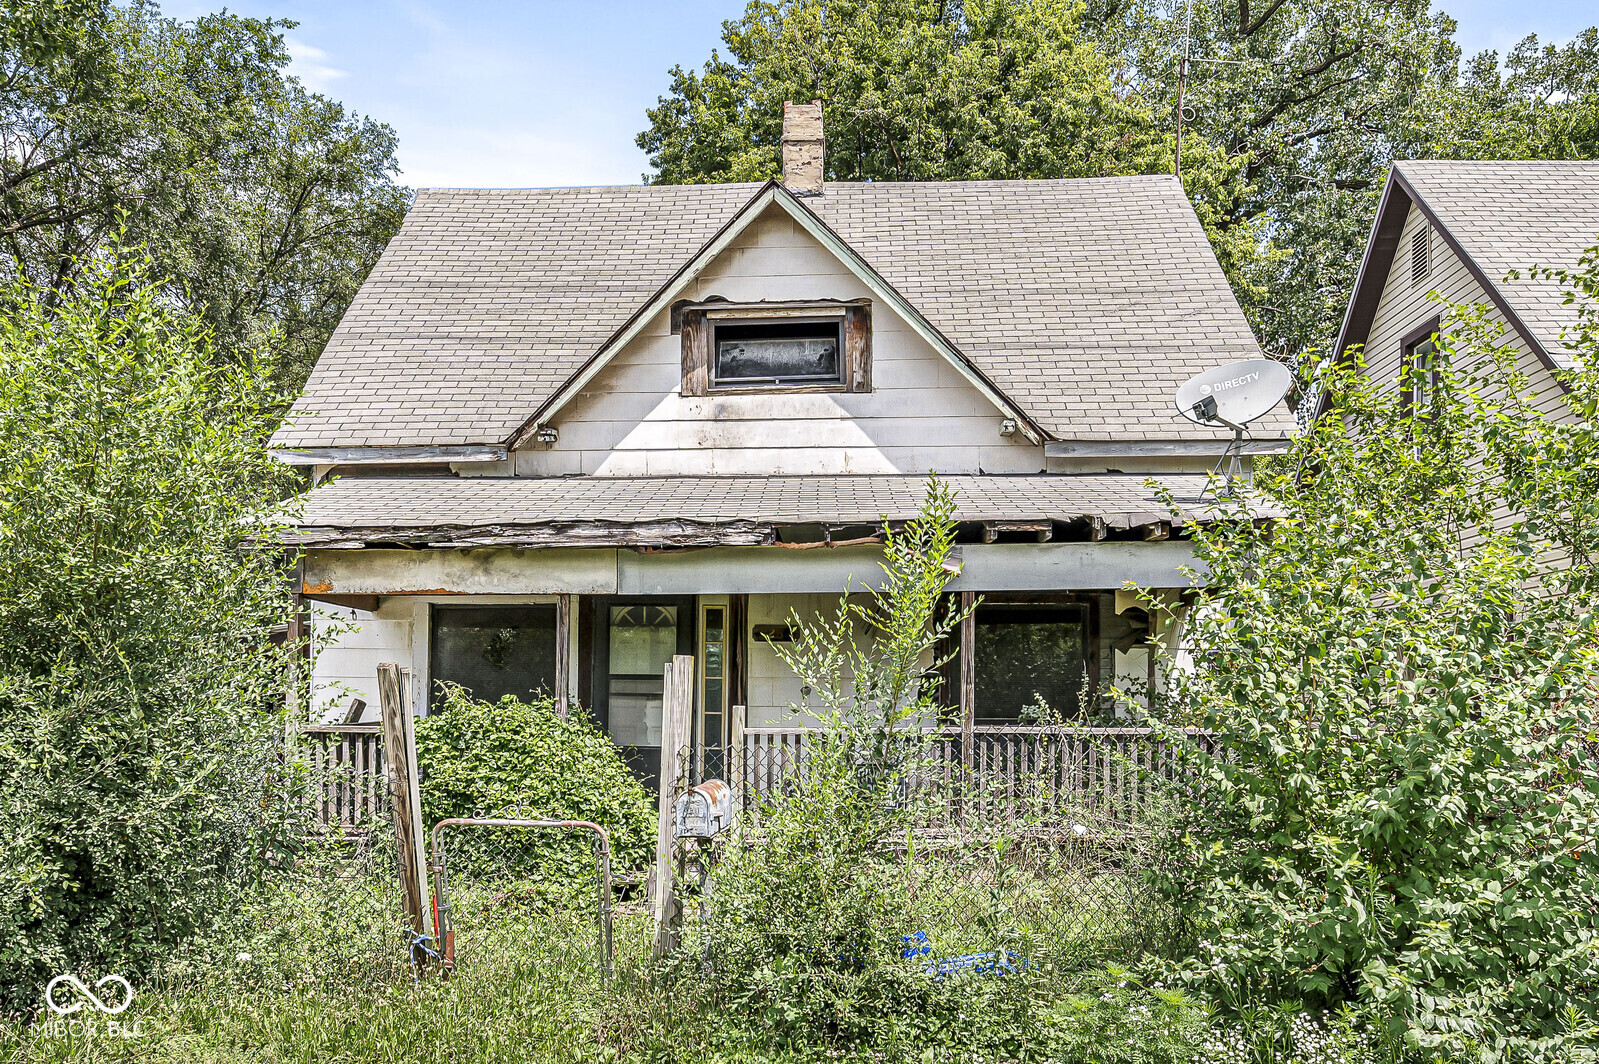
[1335,160,1599,419]
[273,103,1293,782]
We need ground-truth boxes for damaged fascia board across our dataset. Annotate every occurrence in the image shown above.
[268,445,509,466]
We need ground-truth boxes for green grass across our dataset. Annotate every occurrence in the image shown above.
[2,890,1214,1064]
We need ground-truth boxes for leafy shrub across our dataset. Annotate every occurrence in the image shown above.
[0,247,300,1014]
[415,687,656,893]
[1154,303,1599,1059]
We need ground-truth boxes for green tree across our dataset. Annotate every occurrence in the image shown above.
[0,0,409,391]
[1092,0,1460,357]
[1153,272,1599,1056]
[638,0,1172,184]
[1430,28,1599,162]
[0,243,300,1012]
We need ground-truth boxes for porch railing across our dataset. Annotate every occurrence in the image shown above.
[298,721,1212,833]
[300,724,387,832]
[735,724,1214,823]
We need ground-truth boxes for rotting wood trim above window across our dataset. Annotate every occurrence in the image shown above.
[680,299,871,397]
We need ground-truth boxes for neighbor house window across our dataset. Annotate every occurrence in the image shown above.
[1400,315,1442,421]
[712,319,842,388]
[678,301,872,396]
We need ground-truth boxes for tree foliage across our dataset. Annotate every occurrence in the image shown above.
[639,0,1171,184]
[1154,266,1599,1057]
[0,0,409,391]
[0,243,300,1012]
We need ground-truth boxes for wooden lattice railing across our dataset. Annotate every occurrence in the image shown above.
[300,724,387,832]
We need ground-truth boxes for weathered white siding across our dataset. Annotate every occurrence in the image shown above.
[507,203,1043,477]
[1362,203,1569,420]
[309,601,414,723]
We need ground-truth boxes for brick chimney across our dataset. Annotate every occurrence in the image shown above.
[781,100,824,195]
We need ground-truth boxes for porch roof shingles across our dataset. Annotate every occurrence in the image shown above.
[271,177,1277,449]
[289,474,1244,544]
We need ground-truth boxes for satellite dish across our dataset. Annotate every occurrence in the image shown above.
[1174,358,1292,428]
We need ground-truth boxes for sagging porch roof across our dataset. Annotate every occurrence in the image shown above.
[283,474,1267,549]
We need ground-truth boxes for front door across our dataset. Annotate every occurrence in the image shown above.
[589,596,696,785]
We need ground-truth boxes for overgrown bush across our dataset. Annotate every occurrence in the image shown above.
[0,247,300,1014]
[684,479,963,1032]
[1153,285,1599,1060]
[415,687,656,893]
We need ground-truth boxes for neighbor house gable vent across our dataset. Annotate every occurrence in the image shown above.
[1410,226,1432,287]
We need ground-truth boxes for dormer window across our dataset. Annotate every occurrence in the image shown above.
[678,300,872,396]
[713,318,842,388]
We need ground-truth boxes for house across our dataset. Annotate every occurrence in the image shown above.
[273,103,1294,783]
[1335,160,1599,417]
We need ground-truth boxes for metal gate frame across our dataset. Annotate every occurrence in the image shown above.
[429,817,614,983]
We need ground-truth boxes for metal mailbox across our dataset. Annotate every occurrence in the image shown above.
[674,779,733,838]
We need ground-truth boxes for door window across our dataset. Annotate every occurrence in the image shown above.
[605,605,678,747]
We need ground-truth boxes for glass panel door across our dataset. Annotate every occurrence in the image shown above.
[589,596,695,785]
[606,604,678,749]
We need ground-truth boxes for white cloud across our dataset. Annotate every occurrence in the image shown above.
[285,37,348,93]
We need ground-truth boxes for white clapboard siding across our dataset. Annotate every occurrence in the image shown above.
[1364,203,1571,422]
[509,203,1044,477]
[309,603,413,723]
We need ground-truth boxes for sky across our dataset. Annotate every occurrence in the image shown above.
[159,0,1597,191]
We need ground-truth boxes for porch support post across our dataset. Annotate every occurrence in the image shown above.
[555,593,573,720]
[959,591,976,783]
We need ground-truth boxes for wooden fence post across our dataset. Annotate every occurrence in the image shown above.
[729,703,747,816]
[555,593,572,720]
[958,591,976,821]
[378,662,428,937]
[651,654,694,958]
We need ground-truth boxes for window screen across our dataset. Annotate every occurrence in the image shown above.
[430,606,557,712]
[973,604,1090,724]
[712,319,842,386]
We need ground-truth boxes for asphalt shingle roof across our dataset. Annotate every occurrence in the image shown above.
[1398,160,1599,369]
[272,178,1278,449]
[286,474,1248,544]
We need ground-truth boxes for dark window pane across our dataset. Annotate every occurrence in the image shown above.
[714,320,840,383]
[973,605,1089,724]
[430,606,557,711]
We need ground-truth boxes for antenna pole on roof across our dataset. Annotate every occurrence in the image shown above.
[1175,0,1194,180]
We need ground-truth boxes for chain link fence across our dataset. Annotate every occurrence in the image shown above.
[680,728,1185,972]
[426,816,618,982]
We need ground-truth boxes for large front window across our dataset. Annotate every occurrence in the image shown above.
[973,603,1091,724]
[429,606,557,712]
